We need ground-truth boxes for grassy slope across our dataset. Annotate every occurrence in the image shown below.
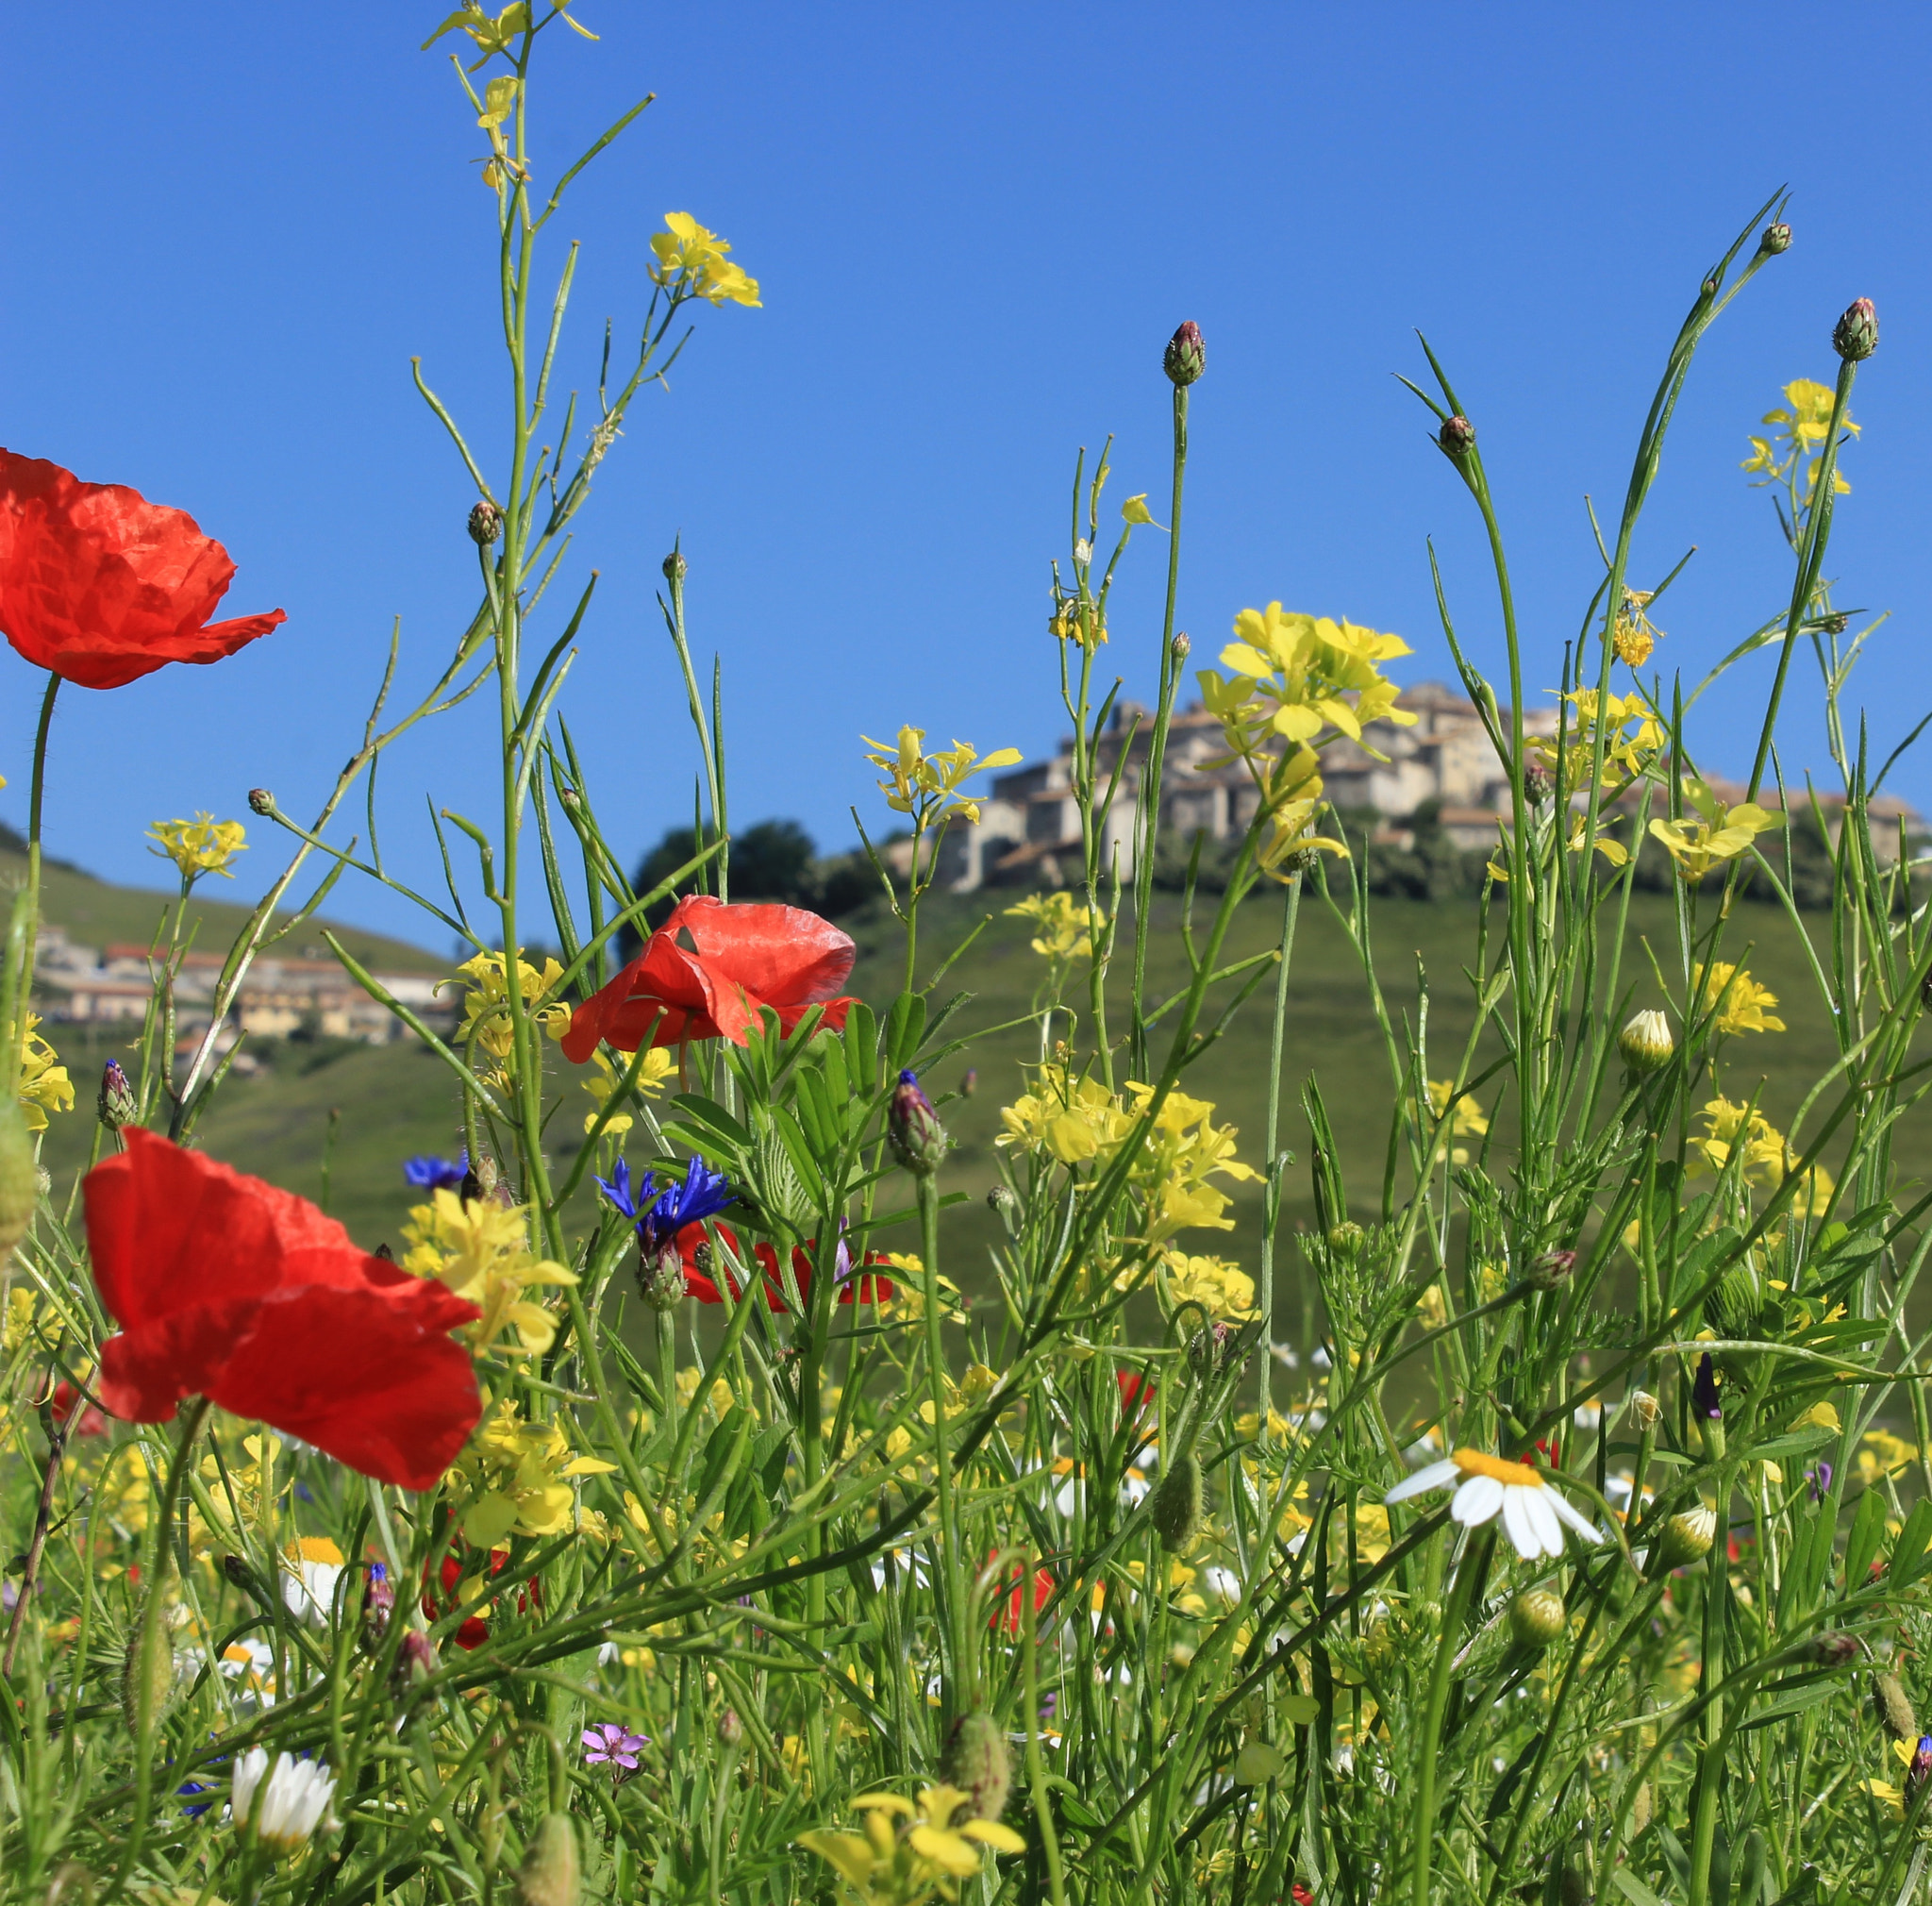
[33,862,1918,1304]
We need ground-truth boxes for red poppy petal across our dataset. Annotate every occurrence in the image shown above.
[672,895,858,1005]
[96,1301,260,1421]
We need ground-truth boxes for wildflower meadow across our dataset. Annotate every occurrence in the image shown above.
[5,9,1932,1905]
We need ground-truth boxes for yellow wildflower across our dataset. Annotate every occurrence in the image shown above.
[875,1254,965,1323]
[1688,1098,1788,1185]
[3,1287,35,1354]
[1162,1252,1259,1320]
[1744,377,1856,499]
[862,727,1022,831]
[1120,493,1164,529]
[1425,1078,1489,1165]
[444,1397,616,1546]
[1529,688,1666,794]
[1612,591,1664,668]
[443,949,569,1062]
[581,1045,673,1134]
[1200,604,1414,763]
[401,1190,576,1355]
[1857,1430,1918,1489]
[1005,891,1101,961]
[16,1013,72,1132]
[1692,961,1785,1035]
[647,211,761,307]
[800,1785,1024,1902]
[147,813,246,880]
[1649,779,1778,882]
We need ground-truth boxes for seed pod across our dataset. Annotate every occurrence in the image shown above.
[1618,1010,1674,1077]
[1833,297,1878,363]
[1759,221,1791,256]
[468,498,505,546]
[1163,321,1206,388]
[1508,1588,1567,1648]
[514,1814,580,1906]
[1152,1451,1206,1554]
[1438,414,1476,459]
[939,1712,1011,1824]
[97,1060,137,1131]
[1656,1504,1717,1570]
[0,1098,37,1263]
[1874,1670,1919,1743]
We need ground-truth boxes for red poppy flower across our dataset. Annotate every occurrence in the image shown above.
[990,1556,1055,1636]
[1117,1369,1154,1420]
[423,1545,535,1649]
[49,1380,109,1438]
[562,894,858,1061]
[678,1223,894,1312]
[0,450,286,690]
[84,1129,481,1491]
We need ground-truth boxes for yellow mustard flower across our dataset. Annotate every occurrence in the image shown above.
[647,212,762,308]
[1612,590,1664,667]
[1689,1098,1787,1185]
[1649,779,1777,883]
[1004,891,1101,961]
[800,1784,1025,1903]
[862,727,1022,831]
[580,1045,673,1134]
[1529,688,1666,794]
[1857,1430,1919,1491]
[443,949,570,1062]
[1692,961,1785,1035]
[147,813,246,881]
[444,1396,616,1547]
[1200,604,1415,761]
[3,1287,35,1355]
[401,1189,577,1356]
[1744,377,1856,498]
[1162,1252,1259,1320]
[1252,743,1350,879]
[16,1012,73,1132]
[1425,1078,1489,1166]
[1120,493,1165,529]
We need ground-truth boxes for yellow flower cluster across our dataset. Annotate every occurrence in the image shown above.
[444,949,570,1063]
[1004,891,1101,961]
[648,211,761,308]
[191,1431,282,1558]
[3,1287,35,1354]
[1531,688,1665,795]
[401,1189,577,1355]
[1689,1099,1834,1216]
[800,1785,1024,1902]
[581,1045,674,1135]
[1161,1252,1258,1320]
[1424,1078,1489,1166]
[1649,779,1777,883]
[1741,377,1856,502]
[16,1012,73,1131]
[1612,590,1665,668]
[862,727,1022,831]
[1692,961,1785,1035]
[147,813,246,880]
[443,1397,616,1547]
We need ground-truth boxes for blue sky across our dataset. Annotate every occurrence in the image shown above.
[4,3,1929,950]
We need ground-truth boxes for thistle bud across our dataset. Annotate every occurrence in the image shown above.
[1508,1587,1567,1648]
[717,1707,743,1749]
[1627,1390,1660,1431]
[0,1099,40,1263]
[939,1712,1011,1824]
[1438,414,1476,460]
[247,787,275,816]
[1833,297,1877,363]
[97,1060,136,1131]
[1163,320,1206,388]
[1172,631,1191,660]
[888,1069,948,1176]
[1152,1451,1206,1554]
[513,1814,581,1906]
[986,1184,1012,1213]
[1874,1671,1919,1743]
[361,1563,395,1652]
[392,1628,437,1697]
[1618,1010,1674,1077]
[468,499,504,546]
[1759,221,1791,256]
[1527,1248,1576,1292]
[662,550,688,583]
[1656,1503,1717,1570]
[1811,1631,1859,1667]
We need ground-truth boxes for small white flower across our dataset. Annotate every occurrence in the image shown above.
[281,1539,345,1626]
[232,1747,336,1854]
[1384,1447,1604,1561]
[1074,538,1092,566]
[1203,1565,1242,1605]
[1572,1401,1603,1430]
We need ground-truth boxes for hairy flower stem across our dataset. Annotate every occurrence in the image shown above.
[6,672,60,1084]
[1022,1544,1069,1906]
[917,1173,969,1704]
[1411,1529,1490,1906]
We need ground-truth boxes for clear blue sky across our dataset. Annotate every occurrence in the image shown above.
[4,3,1929,950]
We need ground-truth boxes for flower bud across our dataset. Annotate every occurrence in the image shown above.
[1821,610,1850,635]
[1618,1010,1674,1077]
[247,788,275,816]
[717,1707,743,1749]
[1628,1390,1660,1431]
[662,550,688,583]
[1656,1503,1717,1570]
[1326,1221,1365,1255]
[939,1712,1012,1823]
[1438,415,1476,460]
[361,1563,395,1652]
[960,1067,976,1098]
[514,1813,581,1906]
[1508,1587,1567,1648]
[636,1240,687,1312]
[1875,1671,1919,1742]
[391,1628,437,1697]
[888,1069,948,1176]
[1833,298,1877,362]
[986,1184,1012,1213]
[468,499,505,546]
[97,1060,137,1131]
[120,1619,175,1732]
[1163,321,1206,388]
[1522,761,1553,806]
[1152,1451,1206,1554]
[1172,631,1191,660]
[1527,1248,1576,1293]
[1811,1631,1858,1667]
[0,1099,40,1264]
[1759,221,1791,256]
[1187,1321,1238,1382]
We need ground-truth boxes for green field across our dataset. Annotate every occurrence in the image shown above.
[27,855,1919,1329]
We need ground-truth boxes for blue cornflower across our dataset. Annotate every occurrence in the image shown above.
[598,1156,734,1310]
[405,1153,469,1191]
[595,1156,655,1224]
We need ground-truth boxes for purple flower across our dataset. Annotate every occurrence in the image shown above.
[1809,1460,1834,1503]
[1692,1353,1722,1421]
[405,1154,469,1191]
[582,1723,647,1773]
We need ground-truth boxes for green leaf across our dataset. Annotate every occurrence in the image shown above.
[1845,1486,1888,1589]
[1610,1871,1672,1906]
[1893,1497,1932,1584]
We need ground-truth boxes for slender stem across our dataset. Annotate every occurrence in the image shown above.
[1256,874,1301,1444]
[1,1393,68,1675]
[1022,1544,1068,1906]
[1411,1530,1487,1906]
[917,1172,967,1705]
[9,673,61,1064]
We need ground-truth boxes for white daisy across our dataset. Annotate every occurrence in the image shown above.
[232,1747,336,1853]
[1384,1447,1604,1561]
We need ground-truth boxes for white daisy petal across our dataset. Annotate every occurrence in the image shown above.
[1451,1473,1506,1527]
[1500,1485,1542,1560]
[1385,1459,1460,1505]
[1547,1489,1605,1544]
[1522,1487,1565,1558]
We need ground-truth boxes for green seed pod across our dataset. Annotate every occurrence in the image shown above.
[0,1097,37,1264]
[1152,1452,1206,1554]
[513,1814,580,1906]
[1508,1588,1567,1648]
[1874,1671,1919,1743]
[939,1712,1011,1825]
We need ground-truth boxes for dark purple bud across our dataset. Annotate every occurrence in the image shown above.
[392,1628,437,1696]
[362,1563,395,1652]
[1438,415,1476,460]
[1187,1320,1240,1381]
[1163,321,1206,388]
[889,1068,948,1176]
[97,1060,136,1131]
[1692,1353,1722,1421]
[1811,1631,1858,1666]
[1809,1460,1834,1503]
[1522,761,1554,807]
[1909,1735,1932,1801]
[1833,297,1877,363]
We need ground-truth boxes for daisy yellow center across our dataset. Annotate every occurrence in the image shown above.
[1452,1447,1543,1487]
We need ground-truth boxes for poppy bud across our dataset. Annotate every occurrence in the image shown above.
[97,1060,137,1131]
[1152,1451,1206,1554]
[717,1707,743,1748]
[1527,1248,1576,1292]
[939,1712,1011,1824]
[1628,1390,1660,1430]
[1811,1631,1858,1667]
[636,1239,687,1312]
[1438,415,1476,460]
[662,551,688,583]
[1656,1504,1717,1570]
[120,1621,175,1732]
[888,1069,948,1176]
[247,787,275,815]
[1875,1671,1920,1742]
[0,1099,39,1263]
[1509,1587,1567,1648]
[362,1563,395,1652]
[1163,321,1206,388]
[1833,298,1877,362]
[1618,1010,1674,1077]
[392,1628,437,1697]
[1759,221,1792,256]
[468,499,505,546]
[513,1813,580,1906]
[1173,631,1191,660]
